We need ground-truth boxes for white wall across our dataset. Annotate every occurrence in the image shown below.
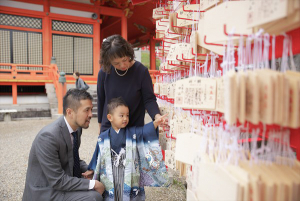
[134,48,142,63]
[0,95,48,105]
[0,0,43,12]
[0,0,93,18]
[50,7,93,18]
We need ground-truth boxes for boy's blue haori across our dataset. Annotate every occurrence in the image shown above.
[90,122,170,201]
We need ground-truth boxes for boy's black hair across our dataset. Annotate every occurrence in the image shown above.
[107,97,129,114]
[63,88,93,115]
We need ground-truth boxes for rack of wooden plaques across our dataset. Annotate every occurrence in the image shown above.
[152,1,300,200]
[152,0,300,160]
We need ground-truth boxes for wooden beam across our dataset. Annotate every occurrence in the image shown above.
[101,18,121,31]
[99,6,124,17]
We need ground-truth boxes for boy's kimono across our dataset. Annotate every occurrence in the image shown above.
[88,122,169,201]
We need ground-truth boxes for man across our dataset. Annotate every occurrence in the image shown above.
[22,89,104,201]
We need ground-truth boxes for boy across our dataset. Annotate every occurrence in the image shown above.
[83,97,169,201]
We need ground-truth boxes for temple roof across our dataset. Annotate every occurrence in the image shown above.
[66,0,156,47]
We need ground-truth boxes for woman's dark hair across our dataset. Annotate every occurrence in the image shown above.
[100,34,135,73]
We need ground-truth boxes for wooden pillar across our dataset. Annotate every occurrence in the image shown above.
[93,1,101,75]
[12,83,17,104]
[150,38,156,70]
[121,15,127,40]
[93,21,101,75]
[43,0,51,65]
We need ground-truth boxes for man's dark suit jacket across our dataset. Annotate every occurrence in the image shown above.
[22,116,89,201]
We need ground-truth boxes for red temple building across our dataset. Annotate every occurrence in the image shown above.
[0,0,158,116]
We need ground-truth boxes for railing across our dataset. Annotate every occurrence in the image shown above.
[0,63,66,114]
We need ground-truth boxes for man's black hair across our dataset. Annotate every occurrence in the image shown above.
[63,88,93,115]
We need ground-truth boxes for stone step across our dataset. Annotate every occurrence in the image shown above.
[52,113,62,119]
[0,109,51,121]
[49,103,58,109]
[13,116,52,121]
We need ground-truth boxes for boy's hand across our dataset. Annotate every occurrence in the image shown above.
[82,170,94,180]
[154,114,168,129]
[94,180,105,194]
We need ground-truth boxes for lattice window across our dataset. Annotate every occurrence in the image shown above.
[52,20,93,35]
[0,29,43,71]
[53,35,74,74]
[0,29,11,69]
[13,31,28,70]
[52,34,93,75]
[28,32,42,70]
[74,37,93,75]
[0,13,42,29]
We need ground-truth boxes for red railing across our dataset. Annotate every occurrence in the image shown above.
[0,63,66,114]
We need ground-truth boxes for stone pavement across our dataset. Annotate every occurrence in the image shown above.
[0,117,186,201]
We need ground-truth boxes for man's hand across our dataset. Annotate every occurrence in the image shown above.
[153,114,168,129]
[82,170,94,180]
[94,180,105,194]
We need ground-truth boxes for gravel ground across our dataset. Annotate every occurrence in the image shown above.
[0,118,186,201]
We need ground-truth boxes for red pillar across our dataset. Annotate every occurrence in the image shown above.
[150,38,156,70]
[43,0,51,65]
[94,22,101,74]
[12,83,17,104]
[121,15,127,40]
[93,1,101,75]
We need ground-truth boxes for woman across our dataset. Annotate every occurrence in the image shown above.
[86,35,168,200]
[97,34,166,133]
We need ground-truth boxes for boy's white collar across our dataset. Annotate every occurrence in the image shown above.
[114,128,121,134]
